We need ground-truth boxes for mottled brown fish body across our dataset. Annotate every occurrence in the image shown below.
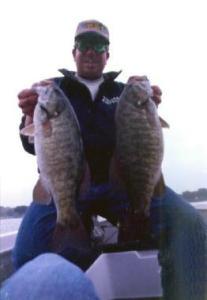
[115,82,164,215]
[34,84,84,228]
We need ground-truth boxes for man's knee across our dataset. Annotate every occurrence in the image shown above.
[12,202,56,269]
[2,254,99,300]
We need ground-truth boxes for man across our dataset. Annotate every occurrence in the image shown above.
[15,20,206,299]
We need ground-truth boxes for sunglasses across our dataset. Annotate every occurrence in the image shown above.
[75,40,108,53]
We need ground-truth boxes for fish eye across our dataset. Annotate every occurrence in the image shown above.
[43,88,50,96]
[137,98,148,107]
[53,111,59,117]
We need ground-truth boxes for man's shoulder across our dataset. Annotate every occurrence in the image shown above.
[102,71,125,94]
[52,69,76,84]
[103,71,124,84]
[50,70,79,89]
[51,69,125,86]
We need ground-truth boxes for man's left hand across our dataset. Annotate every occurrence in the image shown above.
[127,76,162,107]
[151,85,162,106]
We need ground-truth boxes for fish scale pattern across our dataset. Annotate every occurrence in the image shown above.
[34,85,84,227]
[115,83,163,214]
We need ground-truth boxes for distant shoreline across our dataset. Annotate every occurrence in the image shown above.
[1,188,207,219]
[0,206,28,220]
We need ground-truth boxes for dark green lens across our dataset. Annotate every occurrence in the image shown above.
[76,41,107,53]
[93,44,107,53]
[76,41,87,52]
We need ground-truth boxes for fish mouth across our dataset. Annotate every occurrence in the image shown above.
[39,104,52,119]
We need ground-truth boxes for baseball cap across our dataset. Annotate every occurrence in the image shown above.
[75,19,109,43]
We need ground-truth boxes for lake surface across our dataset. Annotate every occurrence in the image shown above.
[0,218,23,252]
[0,218,22,236]
[0,204,206,236]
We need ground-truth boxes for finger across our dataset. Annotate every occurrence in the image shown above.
[18,96,38,117]
[151,85,162,96]
[127,75,148,84]
[17,89,38,100]
[151,85,162,106]
[151,95,162,106]
[152,94,162,106]
[18,95,38,108]
[21,106,35,117]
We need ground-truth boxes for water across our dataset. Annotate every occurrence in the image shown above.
[0,218,22,236]
[0,207,206,236]
[191,201,207,224]
[0,218,22,252]
[0,208,206,253]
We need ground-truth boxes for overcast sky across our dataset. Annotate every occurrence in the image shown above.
[1,0,206,207]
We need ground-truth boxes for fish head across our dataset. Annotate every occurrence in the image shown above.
[125,79,170,128]
[34,84,67,123]
[126,79,154,109]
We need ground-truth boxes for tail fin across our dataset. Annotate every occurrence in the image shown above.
[51,220,90,254]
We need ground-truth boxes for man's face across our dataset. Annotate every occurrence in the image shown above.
[72,34,109,80]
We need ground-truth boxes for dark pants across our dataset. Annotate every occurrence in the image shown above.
[13,186,207,300]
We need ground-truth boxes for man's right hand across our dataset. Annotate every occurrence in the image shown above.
[18,89,38,118]
[18,79,53,118]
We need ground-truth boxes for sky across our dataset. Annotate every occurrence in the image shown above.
[0,0,207,207]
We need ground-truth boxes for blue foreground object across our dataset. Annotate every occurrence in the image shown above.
[0,253,99,300]
[12,186,207,299]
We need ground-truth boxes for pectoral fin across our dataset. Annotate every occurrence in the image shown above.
[20,124,35,137]
[51,220,90,254]
[33,177,52,205]
[42,120,53,137]
[153,173,166,198]
[159,116,170,128]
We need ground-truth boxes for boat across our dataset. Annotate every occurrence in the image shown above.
[0,201,206,299]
